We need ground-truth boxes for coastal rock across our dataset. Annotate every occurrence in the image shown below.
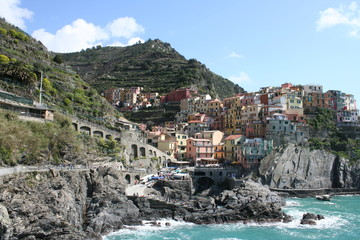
[0,168,140,240]
[130,179,290,225]
[184,180,289,224]
[259,144,360,189]
[300,212,325,225]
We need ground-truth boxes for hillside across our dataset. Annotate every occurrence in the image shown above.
[0,18,122,125]
[60,39,244,99]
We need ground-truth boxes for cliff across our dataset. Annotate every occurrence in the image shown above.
[0,168,290,239]
[259,144,360,189]
[0,167,141,240]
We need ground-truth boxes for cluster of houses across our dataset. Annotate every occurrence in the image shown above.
[103,87,161,111]
[104,83,359,169]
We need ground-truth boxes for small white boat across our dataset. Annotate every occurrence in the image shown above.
[315,194,331,201]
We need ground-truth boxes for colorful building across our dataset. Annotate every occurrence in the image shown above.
[175,133,188,160]
[186,138,215,165]
[236,138,273,168]
[224,134,245,162]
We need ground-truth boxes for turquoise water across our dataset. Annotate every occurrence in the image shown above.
[103,195,360,240]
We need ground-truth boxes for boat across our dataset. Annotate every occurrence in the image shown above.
[315,194,331,201]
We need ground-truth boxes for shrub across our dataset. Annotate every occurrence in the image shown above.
[63,97,72,106]
[53,55,63,64]
[8,29,17,38]
[0,28,7,35]
[43,78,57,96]
[0,54,10,64]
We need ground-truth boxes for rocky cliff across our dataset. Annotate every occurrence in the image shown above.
[259,144,360,189]
[0,167,141,240]
[0,168,290,239]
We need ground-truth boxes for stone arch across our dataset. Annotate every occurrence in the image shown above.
[80,126,91,135]
[125,174,131,184]
[106,134,112,139]
[131,144,138,158]
[159,157,162,161]
[149,149,153,156]
[153,151,157,157]
[195,177,215,193]
[162,156,166,161]
[93,130,104,138]
[72,122,78,131]
[115,137,121,142]
[135,175,140,181]
[139,147,146,157]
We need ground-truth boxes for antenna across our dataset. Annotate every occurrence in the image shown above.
[39,70,43,104]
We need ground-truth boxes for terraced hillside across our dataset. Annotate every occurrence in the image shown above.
[61,39,244,99]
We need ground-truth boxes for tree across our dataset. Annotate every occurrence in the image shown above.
[53,55,63,64]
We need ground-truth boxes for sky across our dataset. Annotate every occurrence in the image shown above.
[1,0,360,102]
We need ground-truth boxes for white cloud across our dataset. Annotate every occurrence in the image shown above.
[32,19,108,53]
[107,17,144,38]
[350,29,359,37]
[227,51,245,59]
[109,37,145,47]
[316,1,360,36]
[32,17,145,52]
[0,0,33,29]
[228,72,251,85]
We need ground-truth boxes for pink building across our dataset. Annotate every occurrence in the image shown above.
[186,138,215,165]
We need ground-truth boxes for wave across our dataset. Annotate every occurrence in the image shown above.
[103,219,195,240]
[285,200,302,207]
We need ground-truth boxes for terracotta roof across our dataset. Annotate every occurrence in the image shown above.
[224,135,243,140]
[188,120,204,124]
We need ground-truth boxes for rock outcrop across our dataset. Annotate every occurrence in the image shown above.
[0,168,290,239]
[132,180,291,225]
[259,144,360,189]
[0,167,140,240]
[300,213,325,225]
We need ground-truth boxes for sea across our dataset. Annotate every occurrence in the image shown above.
[103,195,360,240]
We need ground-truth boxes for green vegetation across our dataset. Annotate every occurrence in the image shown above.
[0,111,77,165]
[61,39,244,99]
[53,54,63,64]
[97,137,122,157]
[0,54,10,64]
[307,107,360,163]
[0,110,125,166]
[306,108,336,132]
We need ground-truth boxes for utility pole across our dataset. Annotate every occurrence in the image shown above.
[39,70,43,105]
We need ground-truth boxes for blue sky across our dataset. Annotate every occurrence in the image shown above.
[1,0,360,102]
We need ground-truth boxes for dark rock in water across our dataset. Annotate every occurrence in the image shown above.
[300,212,325,225]
[302,213,318,220]
[300,219,317,225]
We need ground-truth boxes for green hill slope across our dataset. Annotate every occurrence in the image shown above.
[61,39,244,99]
[0,18,121,125]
